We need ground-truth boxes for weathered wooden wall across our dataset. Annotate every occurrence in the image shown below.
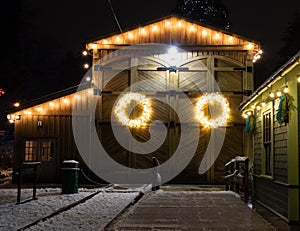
[93,50,249,184]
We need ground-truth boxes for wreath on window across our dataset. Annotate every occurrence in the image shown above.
[245,114,255,135]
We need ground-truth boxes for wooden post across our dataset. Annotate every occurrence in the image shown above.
[33,164,38,200]
[244,158,249,201]
[16,166,21,204]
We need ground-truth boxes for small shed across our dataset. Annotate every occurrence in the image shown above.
[238,50,300,223]
[7,14,261,184]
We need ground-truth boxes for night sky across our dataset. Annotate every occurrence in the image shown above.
[31,0,300,60]
[1,0,300,130]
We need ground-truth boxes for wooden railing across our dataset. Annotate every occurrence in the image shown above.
[225,156,249,202]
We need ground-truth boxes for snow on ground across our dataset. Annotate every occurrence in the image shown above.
[27,192,140,230]
[0,186,141,231]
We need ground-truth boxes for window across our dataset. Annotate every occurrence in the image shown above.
[24,139,56,162]
[263,112,272,175]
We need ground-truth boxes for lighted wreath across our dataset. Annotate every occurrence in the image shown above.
[195,93,230,128]
[114,93,151,128]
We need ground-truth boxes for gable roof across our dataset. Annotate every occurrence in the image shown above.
[6,82,91,114]
[85,13,261,52]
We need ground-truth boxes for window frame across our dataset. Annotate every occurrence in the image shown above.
[262,109,273,177]
[24,138,56,162]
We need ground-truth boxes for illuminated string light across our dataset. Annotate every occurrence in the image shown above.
[62,98,69,104]
[228,36,233,42]
[283,86,289,93]
[140,28,146,35]
[128,32,134,39]
[195,93,230,128]
[165,21,171,27]
[202,29,207,36]
[246,43,254,50]
[214,33,220,40]
[242,113,248,119]
[75,94,81,100]
[36,107,43,112]
[114,93,151,128]
[189,25,195,32]
[276,91,282,97]
[152,25,158,32]
[91,44,98,50]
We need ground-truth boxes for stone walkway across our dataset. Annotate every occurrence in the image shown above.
[115,190,276,231]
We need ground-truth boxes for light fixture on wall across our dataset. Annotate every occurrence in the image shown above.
[37,121,43,127]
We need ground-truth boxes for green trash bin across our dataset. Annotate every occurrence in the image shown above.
[61,160,79,194]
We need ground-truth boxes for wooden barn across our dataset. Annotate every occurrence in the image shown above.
[238,50,300,223]
[7,14,262,184]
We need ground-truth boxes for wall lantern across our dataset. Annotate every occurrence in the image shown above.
[37,121,43,127]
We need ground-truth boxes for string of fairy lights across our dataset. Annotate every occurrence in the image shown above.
[7,17,263,128]
[81,17,262,69]
[242,75,300,118]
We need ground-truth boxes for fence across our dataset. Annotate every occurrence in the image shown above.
[224,156,249,202]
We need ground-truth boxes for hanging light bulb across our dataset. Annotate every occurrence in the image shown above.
[297,74,300,83]
[276,91,282,97]
[82,50,88,56]
[283,86,289,93]
[84,63,89,69]
[269,92,275,98]
[91,44,97,50]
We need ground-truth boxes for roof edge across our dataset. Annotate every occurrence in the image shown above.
[84,13,261,46]
[238,50,300,111]
[6,82,91,114]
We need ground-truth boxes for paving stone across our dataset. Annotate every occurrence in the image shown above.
[116,190,276,231]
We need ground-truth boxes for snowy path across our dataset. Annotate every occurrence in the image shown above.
[27,192,140,230]
[0,186,144,231]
